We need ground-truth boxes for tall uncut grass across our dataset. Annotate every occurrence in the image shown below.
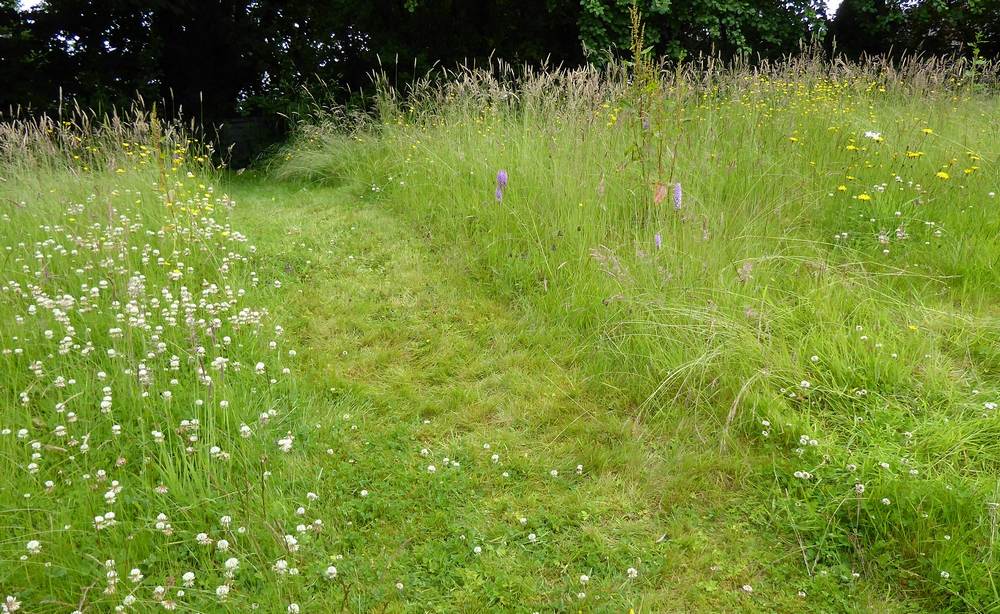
[0,111,331,612]
[276,50,1000,609]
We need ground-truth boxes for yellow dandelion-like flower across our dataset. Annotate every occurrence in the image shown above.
[837,185,848,192]
[936,171,950,180]
[857,193,872,201]
[921,128,934,135]
[905,151,924,158]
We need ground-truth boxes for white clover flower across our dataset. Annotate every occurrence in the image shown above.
[216,539,230,551]
[325,566,337,580]
[225,558,239,571]
[128,568,143,583]
[93,512,116,530]
[25,540,40,555]
[579,574,589,585]
[181,572,195,587]
[215,585,229,600]
[287,604,299,614]
[627,567,639,579]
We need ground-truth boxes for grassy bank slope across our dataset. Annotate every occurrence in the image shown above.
[276,59,1000,610]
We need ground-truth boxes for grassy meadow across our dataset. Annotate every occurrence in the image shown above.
[2,53,1000,612]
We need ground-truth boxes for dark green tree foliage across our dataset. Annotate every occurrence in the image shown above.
[1,0,583,117]
[26,1,160,112]
[830,0,1000,57]
[828,0,907,56]
[1,0,51,111]
[904,0,1000,56]
[2,0,999,119]
[580,0,828,60]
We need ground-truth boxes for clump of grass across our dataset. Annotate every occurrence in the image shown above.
[277,51,1000,609]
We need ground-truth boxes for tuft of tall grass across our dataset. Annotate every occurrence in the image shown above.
[0,102,213,186]
[277,53,1000,609]
[0,110,315,612]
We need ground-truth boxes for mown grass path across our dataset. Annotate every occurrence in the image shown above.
[227,176,907,612]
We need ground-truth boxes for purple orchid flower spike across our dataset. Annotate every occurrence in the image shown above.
[495,169,508,202]
[654,233,662,250]
[673,182,682,211]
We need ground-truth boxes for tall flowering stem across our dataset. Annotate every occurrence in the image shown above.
[495,169,508,202]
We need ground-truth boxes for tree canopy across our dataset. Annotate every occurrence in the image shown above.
[1,0,997,119]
